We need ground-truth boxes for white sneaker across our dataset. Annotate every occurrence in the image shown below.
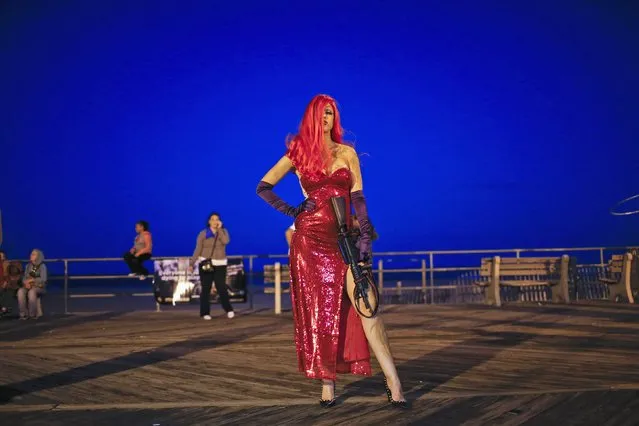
[202,315,212,320]
[227,311,235,319]
[128,273,137,277]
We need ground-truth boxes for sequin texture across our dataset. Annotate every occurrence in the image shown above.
[289,167,372,380]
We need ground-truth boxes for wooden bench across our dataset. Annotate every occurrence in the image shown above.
[477,256,571,307]
[263,264,290,294]
[599,253,636,303]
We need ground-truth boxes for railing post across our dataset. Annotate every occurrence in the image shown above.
[421,259,427,290]
[429,252,434,304]
[515,250,521,259]
[377,259,384,292]
[421,259,427,304]
[64,260,69,314]
[274,262,282,315]
[245,256,254,310]
[599,248,605,267]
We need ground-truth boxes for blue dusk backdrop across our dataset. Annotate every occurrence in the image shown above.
[2,0,638,260]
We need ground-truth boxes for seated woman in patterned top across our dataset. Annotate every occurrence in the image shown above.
[17,249,47,320]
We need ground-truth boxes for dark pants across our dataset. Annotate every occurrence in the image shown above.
[199,264,233,316]
[123,252,152,275]
[0,287,15,311]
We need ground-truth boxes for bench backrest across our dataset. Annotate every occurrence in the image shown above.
[264,264,291,283]
[480,257,563,278]
[608,254,625,274]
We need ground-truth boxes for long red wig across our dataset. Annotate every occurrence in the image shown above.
[286,94,346,177]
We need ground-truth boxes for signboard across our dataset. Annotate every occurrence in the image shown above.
[152,258,246,305]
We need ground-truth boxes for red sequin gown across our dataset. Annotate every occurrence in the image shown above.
[289,167,372,380]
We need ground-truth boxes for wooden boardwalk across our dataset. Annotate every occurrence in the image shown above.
[1,303,639,425]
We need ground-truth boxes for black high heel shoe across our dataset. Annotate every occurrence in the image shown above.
[384,377,408,409]
[319,398,336,408]
[319,382,336,408]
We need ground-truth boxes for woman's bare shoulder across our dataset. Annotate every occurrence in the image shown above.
[339,143,357,155]
[338,144,360,165]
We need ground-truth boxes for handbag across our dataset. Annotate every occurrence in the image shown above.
[200,258,214,272]
[199,230,220,272]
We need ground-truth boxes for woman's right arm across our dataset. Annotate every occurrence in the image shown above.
[260,155,293,185]
[190,232,203,265]
[256,156,315,217]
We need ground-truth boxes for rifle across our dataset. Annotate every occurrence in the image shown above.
[330,196,379,318]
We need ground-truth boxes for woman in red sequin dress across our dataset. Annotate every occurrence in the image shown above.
[257,94,406,407]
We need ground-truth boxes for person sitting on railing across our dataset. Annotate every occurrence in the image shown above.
[123,220,153,280]
[17,249,47,320]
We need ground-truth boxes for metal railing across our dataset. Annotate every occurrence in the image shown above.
[16,245,634,314]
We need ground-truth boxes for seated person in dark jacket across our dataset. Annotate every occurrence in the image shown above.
[0,250,22,316]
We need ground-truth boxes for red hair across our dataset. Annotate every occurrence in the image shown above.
[286,94,345,177]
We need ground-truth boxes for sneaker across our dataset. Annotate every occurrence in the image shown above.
[202,315,212,320]
[138,275,147,281]
[128,273,137,277]
[227,311,235,319]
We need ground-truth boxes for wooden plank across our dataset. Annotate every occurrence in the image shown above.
[497,268,559,276]
[609,265,623,274]
[263,275,291,283]
[500,280,556,287]
[263,264,291,283]
[480,257,563,281]
[263,265,291,272]
[1,304,639,424]
[2,389,639,425]
[481,258,561,270]
[608,255,624,274]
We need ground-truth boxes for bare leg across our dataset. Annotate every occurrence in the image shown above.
[346,269,406,401]
[321,379,335,401]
